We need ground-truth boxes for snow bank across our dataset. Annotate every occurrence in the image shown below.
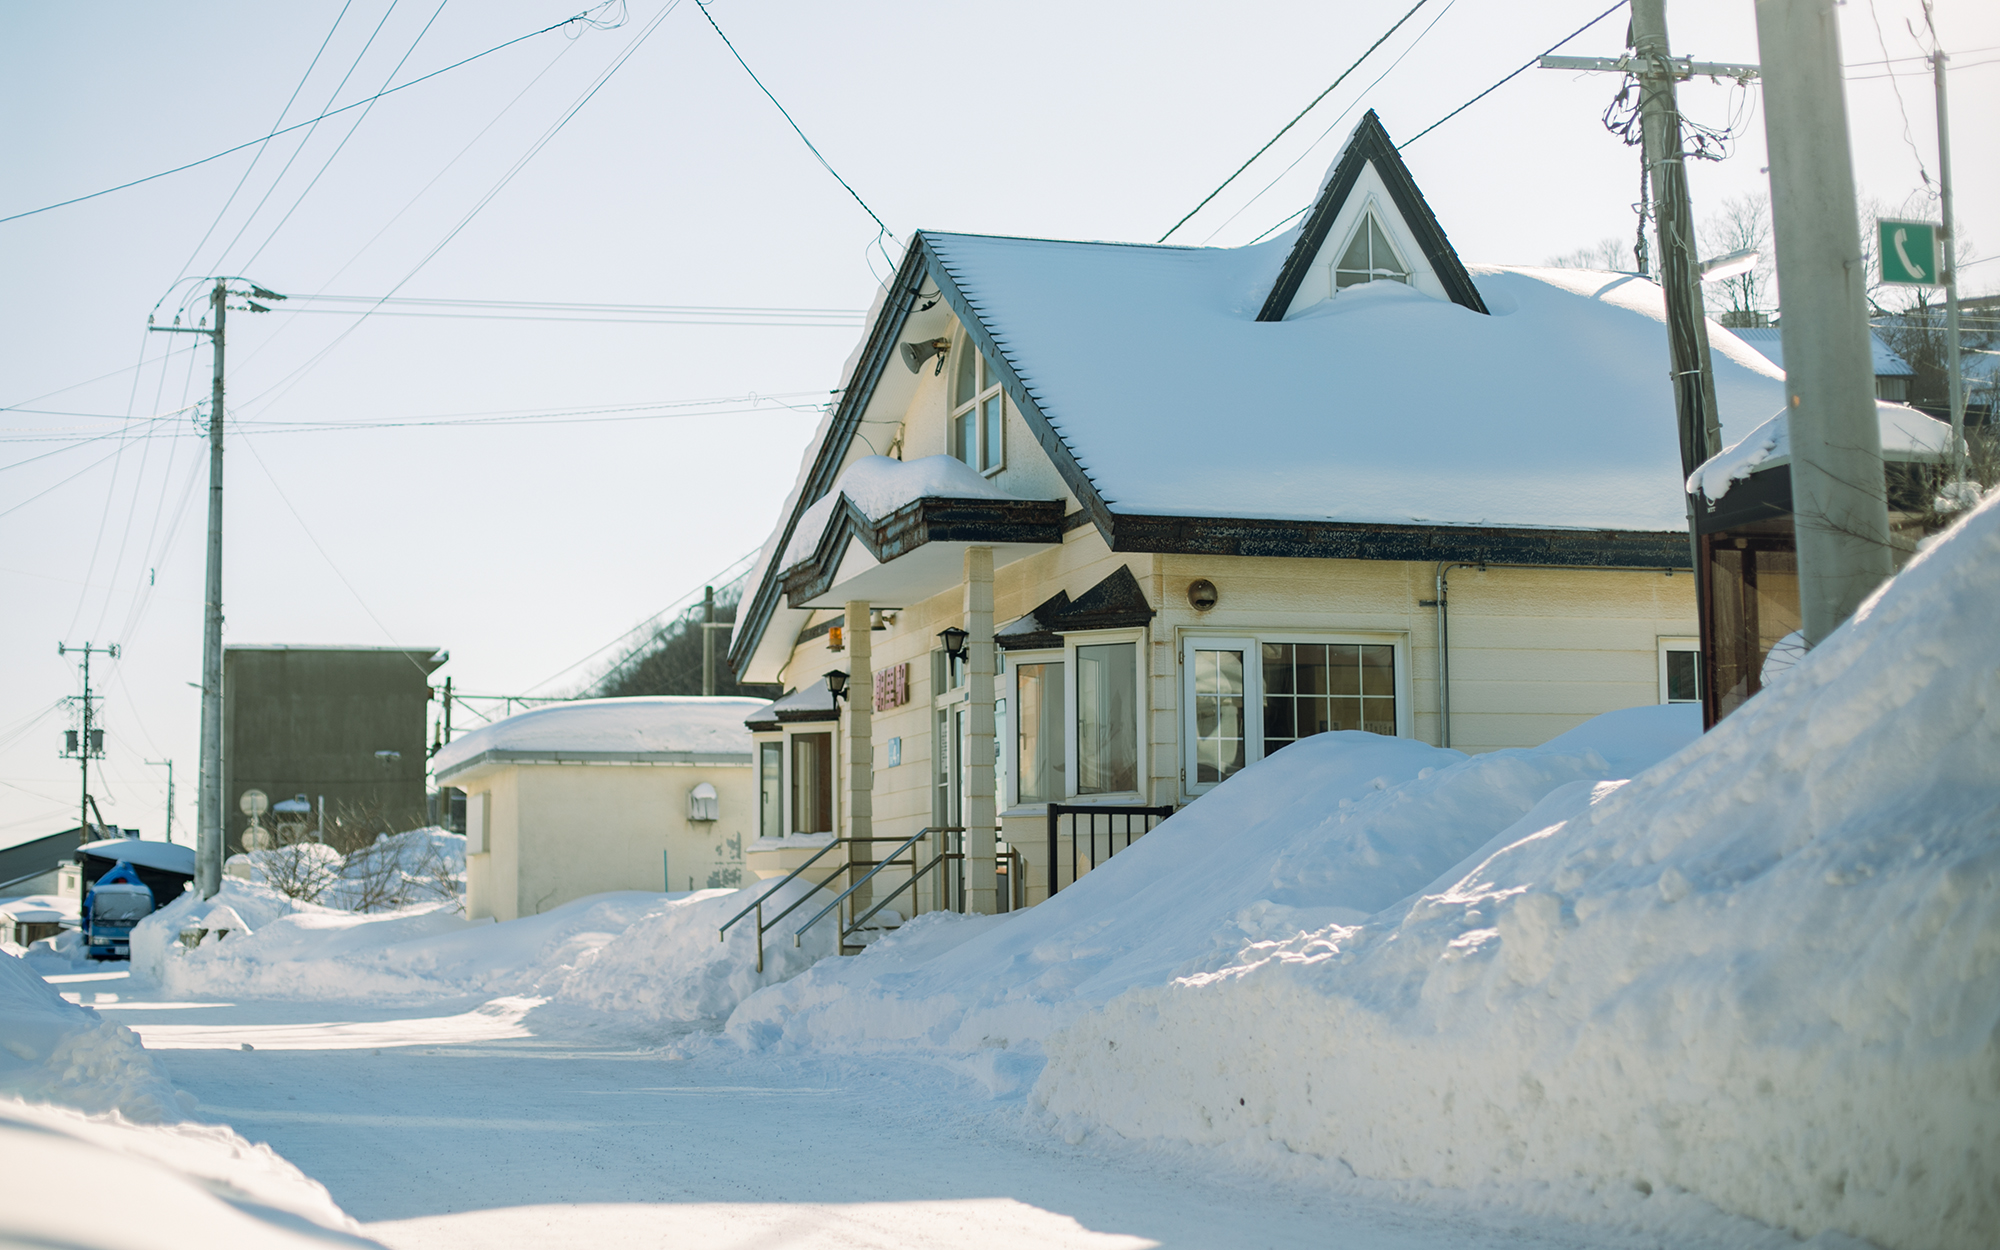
[0,951,181,1121]
[132,876,839,1027]
[726,708,1700,1058]
[1036,492,2000,1250]
[0,1099,384,1249]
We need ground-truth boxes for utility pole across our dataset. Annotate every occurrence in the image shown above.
[1542,0,1758,475]
[149,276,280,896]
[1755,0,1893,644]
[1933,51,1967,485]
[57,641,117,850]
[147,759,175,844]
[700,584,716,696]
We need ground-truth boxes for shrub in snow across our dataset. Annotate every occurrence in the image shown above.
[228,828,464,913]
[1036,491,2000,1250]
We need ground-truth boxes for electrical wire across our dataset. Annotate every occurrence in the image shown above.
[0,5,616,226]
[226,0,684,424]
[1198,0,1462,246]
[1159,0,1432,243]
[693,0,890,237]
[170,1,358,290]
[240,1,459,274]
[521,546,760,695]
[1402,0,1629,148]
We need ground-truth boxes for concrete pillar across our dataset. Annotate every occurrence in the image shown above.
[844,600,873,912]
[963,548,997,914]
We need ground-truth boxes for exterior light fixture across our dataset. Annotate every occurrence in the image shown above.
[901,337,951,375]
[937,626,969,660]
[1187,579,1219,612]
[827,624,844,652]
[823,670,850,702]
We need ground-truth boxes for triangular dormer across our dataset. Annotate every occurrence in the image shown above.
[1257,111,1488,321]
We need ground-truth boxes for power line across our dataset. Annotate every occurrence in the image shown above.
[225,0,684,424]
[523,546,760,694]
[693,0,890,238]
[0,5,616,226]
[1402,0,1629,148]
[173,1,359,288]
[1159,0,1432,243]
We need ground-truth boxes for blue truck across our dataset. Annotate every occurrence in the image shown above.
[82,862,155,961]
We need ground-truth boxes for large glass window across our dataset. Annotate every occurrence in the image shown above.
[1075,642,1138,794]
[1333,210,1410,290]
[790,733,833,834]
[950,339,1005,474]
[758,741,782,839]
[1015,661,1065,802]
[1262,642,1397,752]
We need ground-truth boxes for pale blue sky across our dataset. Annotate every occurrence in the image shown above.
[3,0,1994,845]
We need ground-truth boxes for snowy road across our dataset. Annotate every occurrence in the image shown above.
[72,974,1622,1250]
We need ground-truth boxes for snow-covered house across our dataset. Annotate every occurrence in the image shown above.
[433,697,768,920]
[726,112,1798,921]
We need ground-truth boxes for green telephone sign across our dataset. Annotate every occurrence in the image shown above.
[1879,218,1940,286]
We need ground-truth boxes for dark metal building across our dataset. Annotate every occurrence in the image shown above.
[223,645,447,853]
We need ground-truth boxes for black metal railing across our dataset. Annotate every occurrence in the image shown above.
[1046,804,1175,899]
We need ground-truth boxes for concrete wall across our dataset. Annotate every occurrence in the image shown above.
[462,763,753,922]
[223,646,443,853]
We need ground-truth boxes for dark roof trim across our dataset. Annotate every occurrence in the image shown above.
[1107,513,1692,568]
[778,493,1065,606]
[745,679,840,731]
[1258,111,1488,322]
[998,566,1156,650]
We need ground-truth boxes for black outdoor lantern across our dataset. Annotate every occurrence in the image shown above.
[823,670,850,702]
[937,626,969,660]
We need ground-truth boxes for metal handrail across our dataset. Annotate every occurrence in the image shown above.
[1046,803,1176,900]
[792,825,954,947]
[717,837,852,974]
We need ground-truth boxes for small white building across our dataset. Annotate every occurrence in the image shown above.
[433,697,769,921]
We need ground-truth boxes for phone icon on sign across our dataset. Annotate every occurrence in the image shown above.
[1893,227,1927,282]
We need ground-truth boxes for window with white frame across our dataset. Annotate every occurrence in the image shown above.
[1072,639,1140,796]
[757,741,782,839]
[790,732,834,834]
[1012,655,1065,803]
[1182,634,1406,794]
[950,337,1005,475]
[1332,208,1410,290]
[1658,638,1702,704]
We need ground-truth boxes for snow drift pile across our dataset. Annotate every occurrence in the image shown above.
[132,875,834,1025]
[726,706,1698,1064]
[0,948,180,1120]
[1032,492,2000,1250]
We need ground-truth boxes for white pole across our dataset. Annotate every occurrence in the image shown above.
[197,281,227,897]
[1753,0,1894,645]
[1933,52,1967,485]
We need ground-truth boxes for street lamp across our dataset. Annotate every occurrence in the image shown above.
[823,670,850,702]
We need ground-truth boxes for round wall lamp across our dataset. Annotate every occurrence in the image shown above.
[1187,579,1218,612]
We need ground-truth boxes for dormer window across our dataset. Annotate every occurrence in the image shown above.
[950,338,1005,475]
[1333,209,1410,290]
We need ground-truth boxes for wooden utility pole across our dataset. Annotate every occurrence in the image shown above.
[1755,0,1893,644]
[701,585,717,697]
[146,758,174,844]
[1542,0,1757,476]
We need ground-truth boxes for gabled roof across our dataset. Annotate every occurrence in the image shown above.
[1729,326,1915,377]
[1258,111,1486,320]
[996,567,1157,651]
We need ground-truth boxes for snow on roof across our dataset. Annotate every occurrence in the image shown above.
[1687,400,1952,501]
[779,454,1036,573]
[924,232,1790,532]
[77,838,196,876]
[433,696,766,777]
[1729,325,1916,377]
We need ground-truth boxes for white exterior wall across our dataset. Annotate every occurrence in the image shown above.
[460,762,753,921]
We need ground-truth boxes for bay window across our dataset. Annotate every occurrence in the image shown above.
[1074,641,1139,795]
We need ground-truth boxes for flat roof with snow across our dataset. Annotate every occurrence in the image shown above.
[434,696,769,784]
